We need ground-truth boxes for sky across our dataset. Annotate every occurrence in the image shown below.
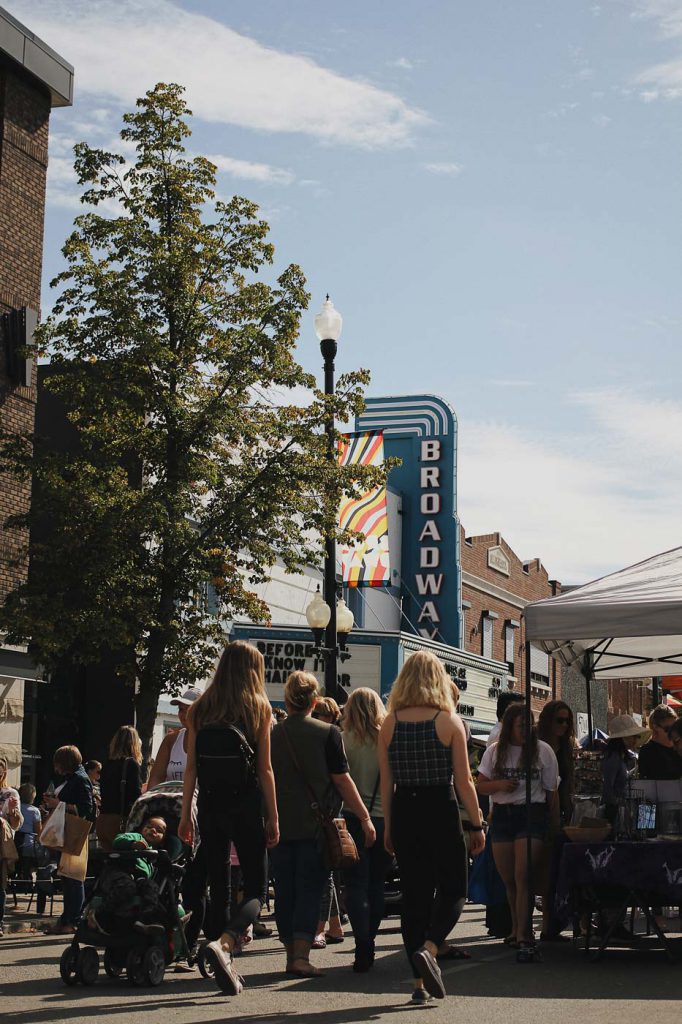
[10,0,682,584]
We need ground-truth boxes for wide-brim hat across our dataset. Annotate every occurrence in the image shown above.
[170,686,202,707]
[607,714,651,742]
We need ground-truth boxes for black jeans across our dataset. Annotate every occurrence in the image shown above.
[198,801,267,942]
[392,786,467,977]
[344,813,391,944]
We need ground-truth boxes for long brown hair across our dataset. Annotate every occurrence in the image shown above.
[108,725,143,764]
[538,699,575,787]
[493,703,538,776]
[189,641,270,742]
[343,688,386,746]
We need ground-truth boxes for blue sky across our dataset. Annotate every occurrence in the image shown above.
[11,0,682,583]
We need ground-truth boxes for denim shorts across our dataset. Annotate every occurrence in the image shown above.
[489,803,548,842]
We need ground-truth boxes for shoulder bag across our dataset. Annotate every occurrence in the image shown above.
[281,724,359,871]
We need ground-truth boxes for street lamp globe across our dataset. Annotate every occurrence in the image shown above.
[306,588,332,630]
[336,598,354,635]
[314,295,343,342]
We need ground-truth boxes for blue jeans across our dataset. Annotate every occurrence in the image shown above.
[272,839,329,943]
[60,877,84,926]
[344,814,391,943]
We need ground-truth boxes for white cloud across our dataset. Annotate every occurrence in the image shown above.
[458,387,682,583]
[206,154,294,186]
[631,1,682,98]
[12,0,429,148]
[387,57,416,71]
[592,114,612,126]
[422,162,462,176]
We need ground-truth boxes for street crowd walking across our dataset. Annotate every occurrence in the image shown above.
[4,640,681,1004]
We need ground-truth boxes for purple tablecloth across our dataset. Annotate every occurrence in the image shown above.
[557,840,682,911]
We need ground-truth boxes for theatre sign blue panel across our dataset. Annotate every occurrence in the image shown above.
[356,395,462,649]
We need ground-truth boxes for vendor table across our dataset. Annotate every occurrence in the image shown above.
[557,840,682,961]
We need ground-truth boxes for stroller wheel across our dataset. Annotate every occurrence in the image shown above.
[126,948,145,986]
[59,945,79,986]
[197,943,215,980]
[143,946,165,987]
[76,947,100,986]
[103,949,125,979]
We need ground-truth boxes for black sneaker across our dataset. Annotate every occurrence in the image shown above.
[411,988,433,1005]
[412,946,445,999]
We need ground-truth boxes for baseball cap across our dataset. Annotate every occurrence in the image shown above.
[170,686,202,707]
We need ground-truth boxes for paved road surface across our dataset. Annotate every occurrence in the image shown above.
[2,903,680,1024]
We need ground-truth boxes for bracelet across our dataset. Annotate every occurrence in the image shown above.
[470,825,485,832]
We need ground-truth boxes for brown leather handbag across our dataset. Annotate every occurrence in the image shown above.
[281,725,359,871]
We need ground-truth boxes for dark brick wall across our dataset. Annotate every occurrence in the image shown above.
[460,528,561,717]
[0,62,50,606]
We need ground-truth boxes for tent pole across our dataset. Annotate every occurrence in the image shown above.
[584,653,593,746]
[522,639,537,961]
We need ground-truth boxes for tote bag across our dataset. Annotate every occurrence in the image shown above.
[40,801,66,849]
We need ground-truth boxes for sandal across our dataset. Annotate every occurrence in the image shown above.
[324,933,345,945]
[311,934,326,950]
[503,935,519,948]
[287,958,325,978]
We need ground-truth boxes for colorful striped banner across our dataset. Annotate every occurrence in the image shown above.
[338,432,390,587]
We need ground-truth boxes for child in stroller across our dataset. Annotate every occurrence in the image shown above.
[59,812,190,988]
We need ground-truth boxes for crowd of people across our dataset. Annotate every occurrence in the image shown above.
[1,641,681,1002]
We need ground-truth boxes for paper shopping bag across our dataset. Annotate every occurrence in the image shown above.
[58,839,89,882]
[62,813,91,856]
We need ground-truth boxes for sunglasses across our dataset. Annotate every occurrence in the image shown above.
[555,717,570,725]
[658,724,675,733]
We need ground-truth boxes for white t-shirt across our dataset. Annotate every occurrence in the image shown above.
[478,740,559,805]
[486,722,502,748]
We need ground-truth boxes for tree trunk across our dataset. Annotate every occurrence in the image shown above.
[135,676,163,772]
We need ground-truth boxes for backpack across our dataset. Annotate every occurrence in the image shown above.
[195,722,258,807]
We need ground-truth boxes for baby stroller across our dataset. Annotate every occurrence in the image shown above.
[59,797,190,988]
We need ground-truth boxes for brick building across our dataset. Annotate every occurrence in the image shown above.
[607,678,651,723]
[460,528,561,717]
[0,9,73,784]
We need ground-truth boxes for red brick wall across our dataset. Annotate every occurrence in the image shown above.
[0,64,50,606]
[460,528,561,716]
[607,678,650,723]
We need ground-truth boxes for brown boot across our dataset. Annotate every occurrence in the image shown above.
[288,938,325,977]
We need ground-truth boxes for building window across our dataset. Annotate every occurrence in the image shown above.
[462,600,471,647]
[482,615,493,659]
[529,643,550,684]
[505,624,515,675]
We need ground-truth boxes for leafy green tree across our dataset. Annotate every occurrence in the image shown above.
[0,84,384,761]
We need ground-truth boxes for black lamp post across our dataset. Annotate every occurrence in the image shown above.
[304,296,354,702]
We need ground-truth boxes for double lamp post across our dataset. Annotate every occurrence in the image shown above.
[304,296,354,704]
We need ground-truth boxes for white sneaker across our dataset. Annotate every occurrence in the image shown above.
[206,941,244,995]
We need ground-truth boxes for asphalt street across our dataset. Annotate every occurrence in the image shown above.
[2,901,680,1024]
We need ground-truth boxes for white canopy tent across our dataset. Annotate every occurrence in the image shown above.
[525,545,682,682]
[517,547,682,956]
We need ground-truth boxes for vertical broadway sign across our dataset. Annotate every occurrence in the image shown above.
[356,396,462,649]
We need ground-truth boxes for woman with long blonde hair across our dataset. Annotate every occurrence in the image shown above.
[179,641,279,997]
[378,652,485,1003]
[342,688,391,972]
[96,724,144,852]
